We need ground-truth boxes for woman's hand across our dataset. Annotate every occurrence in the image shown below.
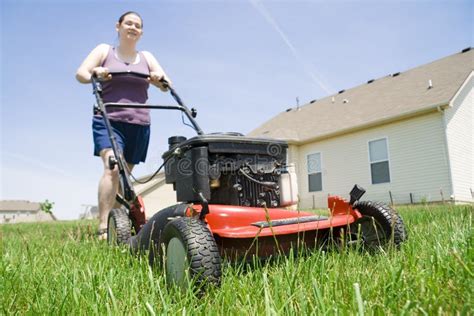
[148,71,170,92]
[92,67,112,81]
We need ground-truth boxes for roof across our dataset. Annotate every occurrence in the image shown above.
[248,48,474,144]
[0,200,41,212]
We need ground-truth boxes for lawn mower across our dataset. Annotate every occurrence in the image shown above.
[91,72,407,288]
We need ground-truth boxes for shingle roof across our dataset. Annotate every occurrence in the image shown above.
[0,200,41,212]
[248,48,473,143]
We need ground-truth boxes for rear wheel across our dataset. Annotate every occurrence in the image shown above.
[108,208,131,245]
[160,217,221,288]
[349,201,407,249]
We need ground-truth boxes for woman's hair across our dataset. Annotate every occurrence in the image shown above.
[118,11,143,27]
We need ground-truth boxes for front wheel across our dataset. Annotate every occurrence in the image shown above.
[108,208,132,245]
[349,201,407,249]
[160,217,222,288]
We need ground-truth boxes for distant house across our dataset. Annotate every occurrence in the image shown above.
[248,48,474,208]
[79,205,99,220]
[0,200,57,224]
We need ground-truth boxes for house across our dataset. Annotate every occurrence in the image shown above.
[133,48,473,212]
[248,48,473,208]
[133,172,176,218]
[78,205,99,219]
[0,200,57,224]
[80,174,175,219]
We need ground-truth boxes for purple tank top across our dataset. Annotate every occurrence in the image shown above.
[100,46,151,125]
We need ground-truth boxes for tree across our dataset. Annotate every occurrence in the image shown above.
[40,199,54,215]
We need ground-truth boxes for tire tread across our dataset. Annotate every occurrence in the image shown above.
[162,217,222,286]
[108,208,131,245]
[353,201,407,247]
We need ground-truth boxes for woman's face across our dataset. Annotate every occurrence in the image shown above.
[116,14,143,41]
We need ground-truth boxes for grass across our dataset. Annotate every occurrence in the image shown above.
[1,204,472,315]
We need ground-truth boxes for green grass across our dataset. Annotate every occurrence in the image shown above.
[1,204,473,315]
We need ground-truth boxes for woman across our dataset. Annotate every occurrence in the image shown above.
[76,11,171,239]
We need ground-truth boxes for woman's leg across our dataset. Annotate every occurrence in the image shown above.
[97,149,136,235]
[97,149,120,233]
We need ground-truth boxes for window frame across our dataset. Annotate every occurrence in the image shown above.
[307,152,323,192]
[367,137,391,185]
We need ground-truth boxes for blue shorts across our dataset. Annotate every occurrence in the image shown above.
[92,116,150,164]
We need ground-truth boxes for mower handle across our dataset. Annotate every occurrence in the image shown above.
[91,71,204,135]
[92,71,171,87]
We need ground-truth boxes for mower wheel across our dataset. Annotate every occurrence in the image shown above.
[108,208,131,245]
[350,201,407,249]
[129,203,188,260]
[160,217,221,288]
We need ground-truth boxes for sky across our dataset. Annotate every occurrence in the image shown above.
[1,0,472,220]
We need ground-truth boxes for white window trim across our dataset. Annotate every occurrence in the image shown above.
[367,137,392,185]
[307,152,323,192]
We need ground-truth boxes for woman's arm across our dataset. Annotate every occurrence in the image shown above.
[76,44,110,83]
[142,51,172,91]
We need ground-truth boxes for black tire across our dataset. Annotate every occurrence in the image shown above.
[128,203,188,259]
[350,201,407,249]
[160,217,222,288]
[108,208,131,245]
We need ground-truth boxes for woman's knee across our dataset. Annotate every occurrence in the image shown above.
[100,149,120,178]
[103,167,119,180]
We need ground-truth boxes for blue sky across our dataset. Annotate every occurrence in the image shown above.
[1,0,472,220]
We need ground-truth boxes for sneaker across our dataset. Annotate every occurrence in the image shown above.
[97,228,107,241]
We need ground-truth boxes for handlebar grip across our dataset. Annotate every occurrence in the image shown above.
[159,78,170,89]
[90,72,108,83]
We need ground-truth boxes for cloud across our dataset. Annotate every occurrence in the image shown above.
[3,152,77,179]
[249,0,334,94]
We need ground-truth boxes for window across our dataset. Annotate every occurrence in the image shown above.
[369,138,390,184]
[307,153,322,191]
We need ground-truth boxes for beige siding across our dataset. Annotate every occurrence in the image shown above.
[287,144,300,173]
[296,112,451,209]
[142,183,177,218]
[133,173,178,218]
[445,73,474,202]
[1,211,55,224]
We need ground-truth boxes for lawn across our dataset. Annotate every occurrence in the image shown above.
[1,204,472,315]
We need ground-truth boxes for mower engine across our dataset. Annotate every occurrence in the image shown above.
[163,134,297,208]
